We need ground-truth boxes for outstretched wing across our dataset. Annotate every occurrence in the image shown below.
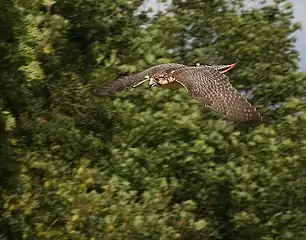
[171,67,262,123]
[93,63,186,97]
[196,63,236,73]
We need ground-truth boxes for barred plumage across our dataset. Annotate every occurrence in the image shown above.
[93,62,262,124]
[164,67,262,123]
[92,63,186,96]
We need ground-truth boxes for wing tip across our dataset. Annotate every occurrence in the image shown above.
[224,104,263,124]
[240,109,263,124]
[246,114,263,124]
[92,87,112,97]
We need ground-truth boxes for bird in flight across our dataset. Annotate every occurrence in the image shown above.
[93,62,262,124]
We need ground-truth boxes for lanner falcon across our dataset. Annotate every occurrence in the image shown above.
[93,63,262,124]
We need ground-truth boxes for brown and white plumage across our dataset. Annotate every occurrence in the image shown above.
[92,63,186,96]
[162,66,262,123]
[93,63,262,123]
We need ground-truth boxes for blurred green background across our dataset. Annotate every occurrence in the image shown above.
[1,0,306,239]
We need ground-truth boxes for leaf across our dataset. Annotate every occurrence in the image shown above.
[194,219,208,230]
[144,52,156,64]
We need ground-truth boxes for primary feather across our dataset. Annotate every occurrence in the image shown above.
[93,63,262,124]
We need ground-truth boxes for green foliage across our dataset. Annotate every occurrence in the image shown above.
[1,0,306,239]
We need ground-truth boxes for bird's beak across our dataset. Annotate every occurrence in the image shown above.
[149,77,158,87]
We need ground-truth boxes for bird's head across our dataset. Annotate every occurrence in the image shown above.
[147,72,168,87]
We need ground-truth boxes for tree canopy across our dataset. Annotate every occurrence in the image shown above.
[1,0,306,239]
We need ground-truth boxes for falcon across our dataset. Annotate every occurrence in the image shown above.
[93,63,262,123]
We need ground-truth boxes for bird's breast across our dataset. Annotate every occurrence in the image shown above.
[161,81,183,89]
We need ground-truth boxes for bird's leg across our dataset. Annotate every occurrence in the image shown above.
[195,62,237,74]
[220,63,236,73]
